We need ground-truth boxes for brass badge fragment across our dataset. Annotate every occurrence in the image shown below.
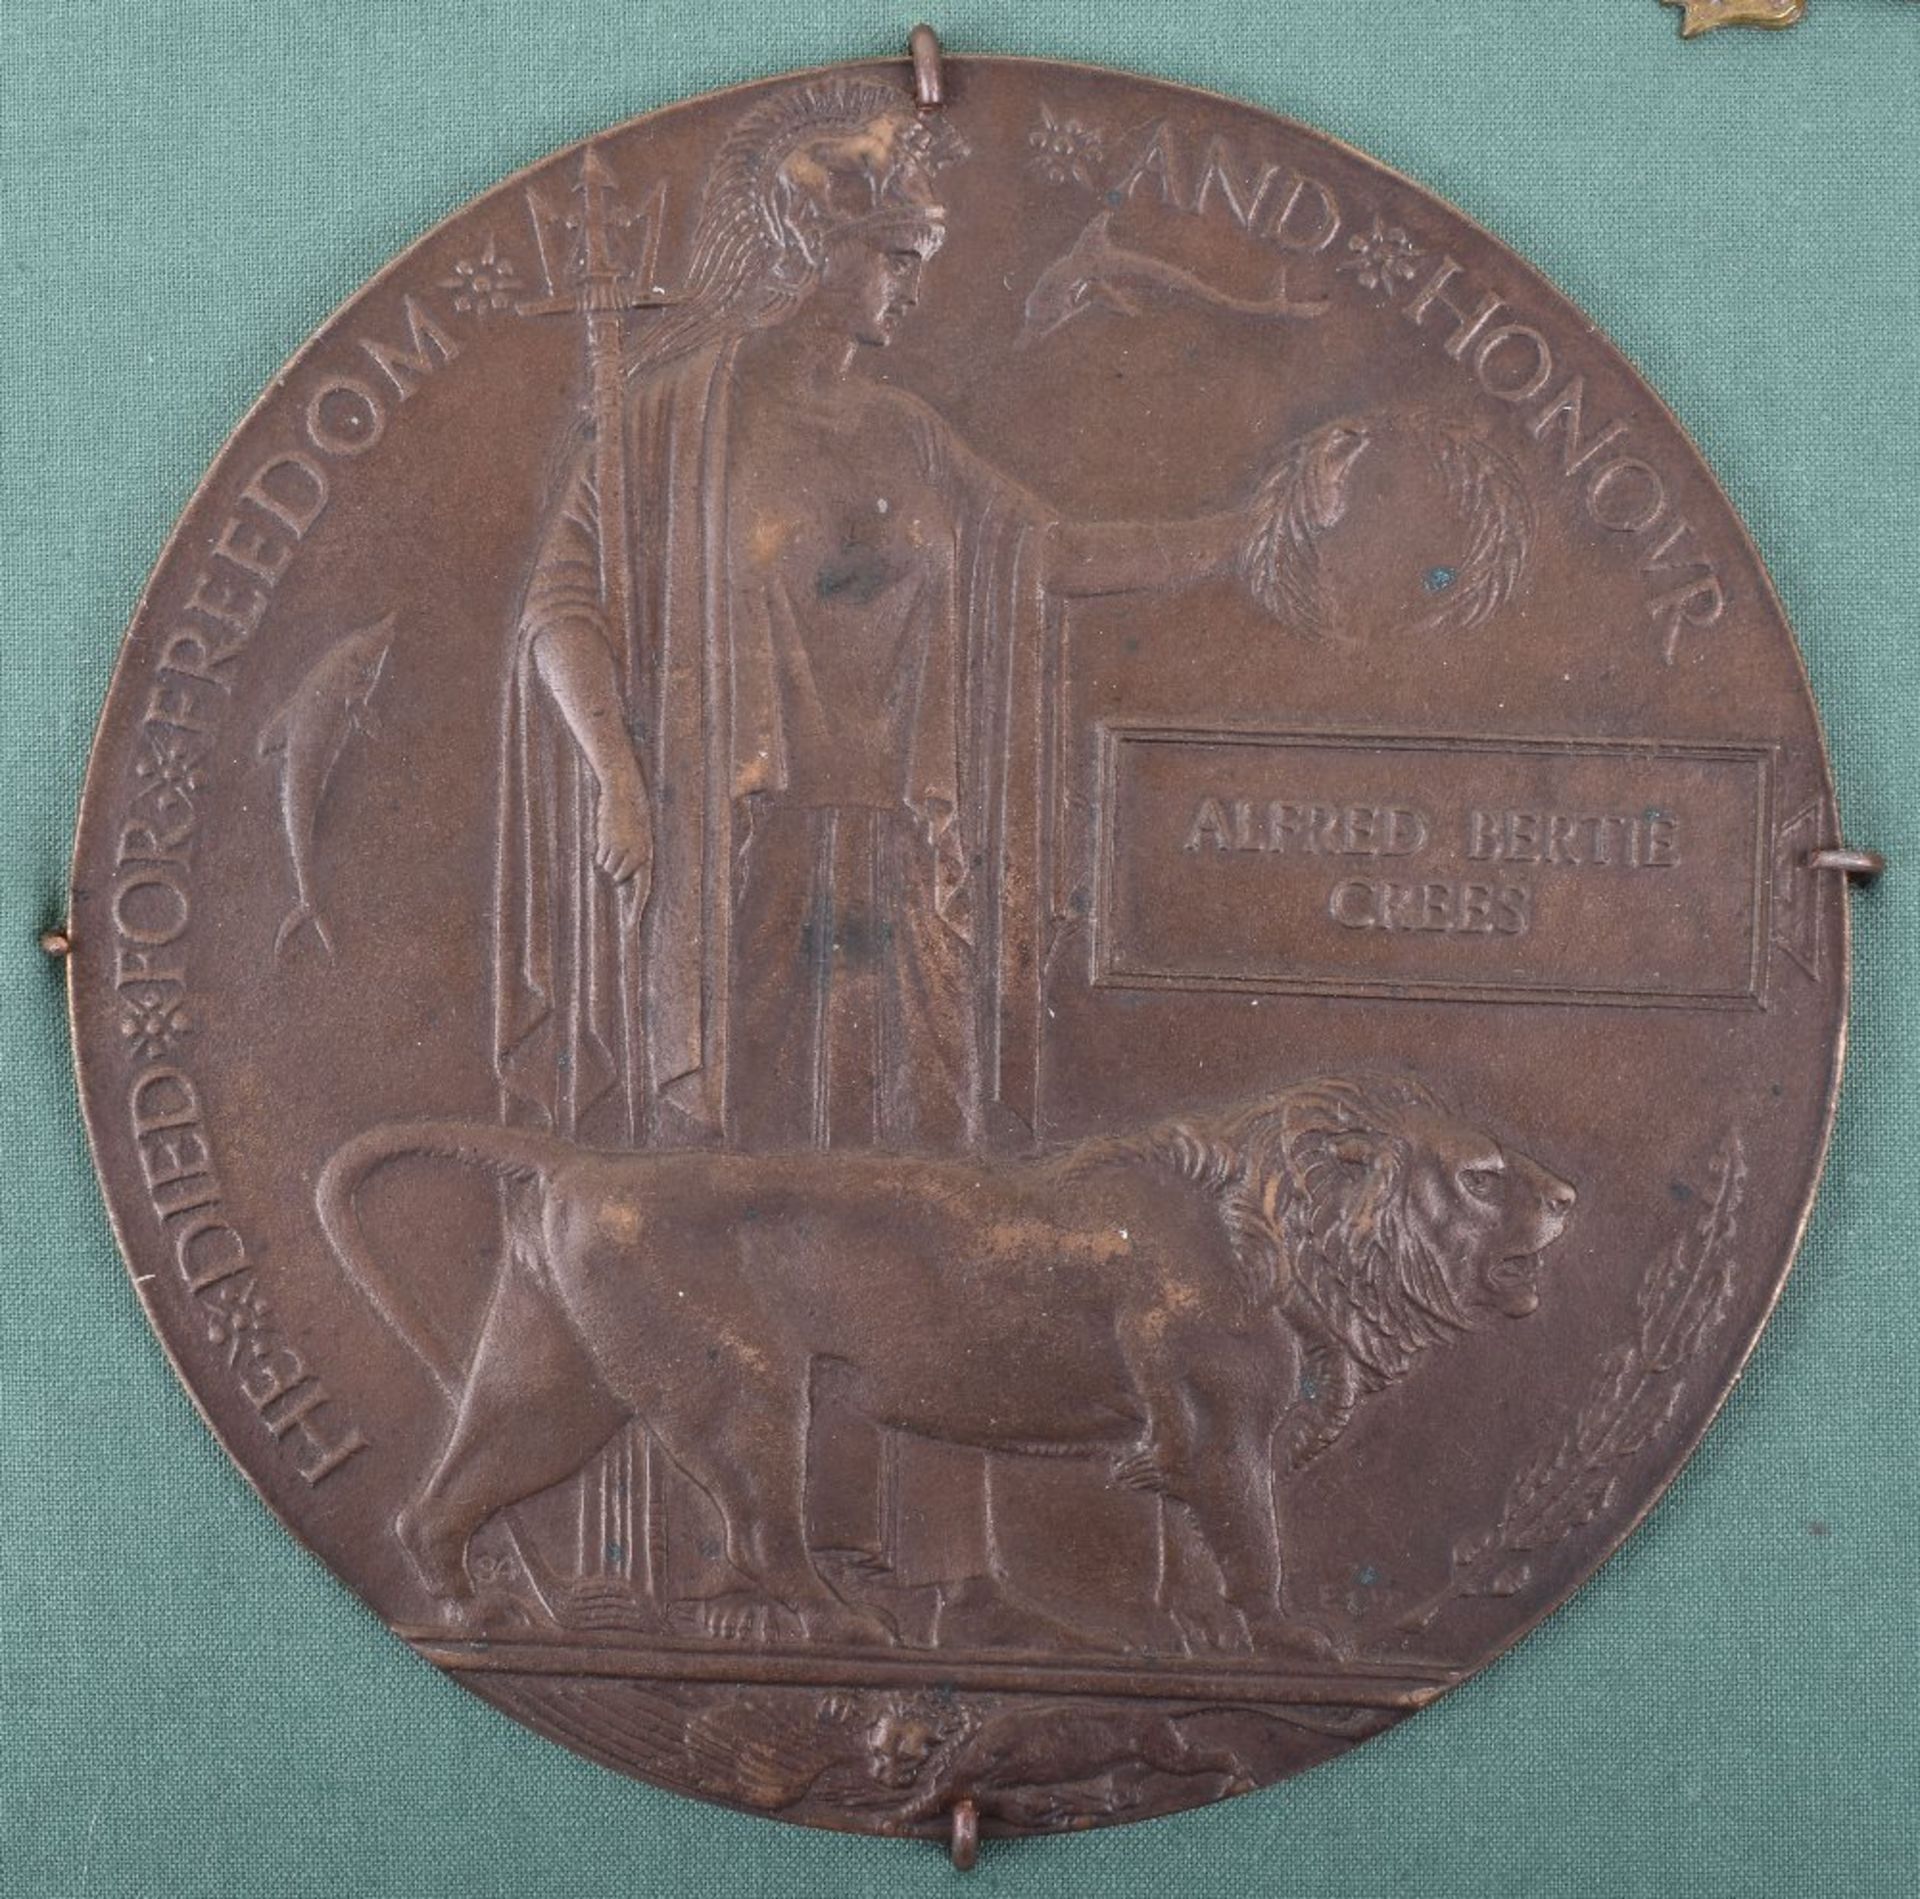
[1664,0,1807,36]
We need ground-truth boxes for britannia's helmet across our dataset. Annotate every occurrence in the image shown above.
[633,80,967,367]
[755,88,960,270]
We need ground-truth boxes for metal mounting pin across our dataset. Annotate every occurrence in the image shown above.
[1806,847,1886,884]
[948,1796,979,1871]
[909,23,945,109]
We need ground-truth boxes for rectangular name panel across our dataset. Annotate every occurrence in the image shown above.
[1097,726,1773,1008]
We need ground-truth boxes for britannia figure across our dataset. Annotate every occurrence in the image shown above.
[493,80,1358,1157]
[454,80,1363,1633]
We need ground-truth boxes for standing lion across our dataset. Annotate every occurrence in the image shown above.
[318,1073,1574,1647]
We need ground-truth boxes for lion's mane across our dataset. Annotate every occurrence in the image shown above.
[1071,1073,1483,1471]
[865,1693,977,1791]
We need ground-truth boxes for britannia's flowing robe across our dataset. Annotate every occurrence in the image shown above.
[494,337,1057,1159]
[490,336,1062,1604]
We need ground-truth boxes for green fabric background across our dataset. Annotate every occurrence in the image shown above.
[3,2,1915,1893]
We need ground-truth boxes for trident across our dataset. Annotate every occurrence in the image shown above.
[513,146,675,1601]
[517,144,673,711]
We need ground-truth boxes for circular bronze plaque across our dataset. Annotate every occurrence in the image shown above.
[67,54,1852,1844]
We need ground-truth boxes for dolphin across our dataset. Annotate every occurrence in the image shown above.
[1020,209,1330,344]
[257,615,393,959]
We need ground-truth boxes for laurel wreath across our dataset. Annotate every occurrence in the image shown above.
[1395,1131,1748,1631]
[1402,412,1535,637]
[1242,434,1341,636]
[1243,409,1534,643]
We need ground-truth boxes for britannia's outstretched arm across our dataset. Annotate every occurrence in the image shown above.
[1041,511,1248,598]
[1030,419,1371,603]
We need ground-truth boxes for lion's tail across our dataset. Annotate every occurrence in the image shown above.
[314,1119,580,1399]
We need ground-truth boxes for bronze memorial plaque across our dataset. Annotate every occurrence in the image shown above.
[61,40,1861,1856]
